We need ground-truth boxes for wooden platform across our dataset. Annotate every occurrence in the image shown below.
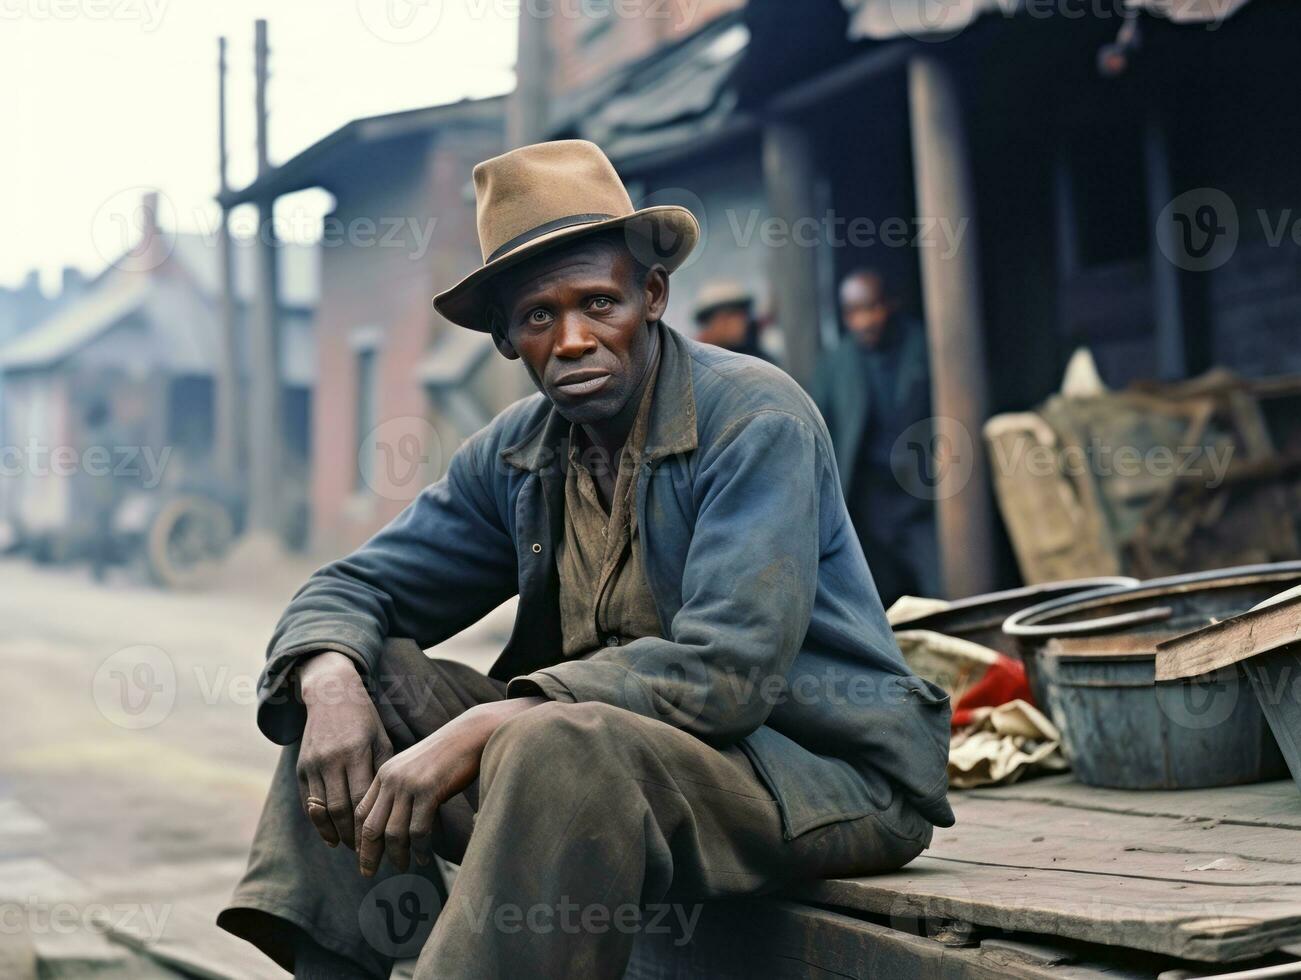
[792,776,1301,965]
[632,776,1301,978]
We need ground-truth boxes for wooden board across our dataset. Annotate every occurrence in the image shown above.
[1155,594,1301,679]
[627,899,1149,980]
[964,774,1301,830]
[789,784,1301,964]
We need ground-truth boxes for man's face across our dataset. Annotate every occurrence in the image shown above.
[696,305,750,350]
[493,239,668,425]
[839,274,895,349]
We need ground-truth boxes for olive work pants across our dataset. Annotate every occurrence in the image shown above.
[217,639,932,979]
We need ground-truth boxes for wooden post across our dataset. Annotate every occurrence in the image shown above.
[1143,104,1187,380]
[508,4,550,147]
[246,19,283,536]
[762,121,822,389]
[908,54,996,598]
[214,36,242,488]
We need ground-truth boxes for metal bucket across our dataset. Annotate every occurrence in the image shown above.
[1043,649,1286,790]
[1004,562,1301,710]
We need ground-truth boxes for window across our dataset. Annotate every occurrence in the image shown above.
[355,347,378,491]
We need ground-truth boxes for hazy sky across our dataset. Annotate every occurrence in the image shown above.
[0,0,518,291]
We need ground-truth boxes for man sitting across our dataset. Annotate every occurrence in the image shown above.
[218,140,953,979]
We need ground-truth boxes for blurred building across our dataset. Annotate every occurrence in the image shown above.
[220,98,509,555]
[0,197,316,559]
[513,0,1298,596]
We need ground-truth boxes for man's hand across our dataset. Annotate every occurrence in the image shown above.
[354,696,544,876]
[296,651,393,851]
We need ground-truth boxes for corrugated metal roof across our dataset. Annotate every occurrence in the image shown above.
[843,0,1254,40]
[561,15,751,164]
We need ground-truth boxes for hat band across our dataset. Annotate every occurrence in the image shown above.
[486,212,616,263]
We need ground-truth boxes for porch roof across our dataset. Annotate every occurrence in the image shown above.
[841,0,1255,41]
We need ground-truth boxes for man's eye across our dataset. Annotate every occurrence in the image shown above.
[590,297,613,311]
[528,309,551,325]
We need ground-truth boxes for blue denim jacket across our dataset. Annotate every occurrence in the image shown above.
[258,323,954,839]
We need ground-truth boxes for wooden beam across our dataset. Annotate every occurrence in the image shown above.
[245,19,283,537]
[908,54,996,598]
[761,121,823,389]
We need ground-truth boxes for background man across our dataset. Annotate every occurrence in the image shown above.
[691,279,772,361]
[218,142,952,980]
[813,268,940,606]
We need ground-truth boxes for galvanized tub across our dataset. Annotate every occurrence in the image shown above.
[1042,643,1284,790]
[1002,562,1301,789]
[1004,562,1301,710]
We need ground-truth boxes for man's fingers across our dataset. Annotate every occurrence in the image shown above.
[385,794,414,873]
[409,798,436,868]
[343,757,376,852]
[373,730,395,768]
[357,785,395,877]
[323,765,353,850]
[304,770,339,847]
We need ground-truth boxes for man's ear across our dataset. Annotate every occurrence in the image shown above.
[643,265,670,323]
[492,330,519,360]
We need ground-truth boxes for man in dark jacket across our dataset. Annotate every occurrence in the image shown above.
[219,141,952,980]
[813,269,941,607]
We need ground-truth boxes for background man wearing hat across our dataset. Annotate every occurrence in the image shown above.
[691,279,773,362]
[218,140,952,979]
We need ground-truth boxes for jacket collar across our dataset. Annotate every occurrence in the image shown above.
[501,321,698,473]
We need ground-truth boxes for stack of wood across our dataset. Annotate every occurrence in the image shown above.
[985,370,1301,583]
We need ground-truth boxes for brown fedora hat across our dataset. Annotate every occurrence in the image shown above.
[433,139,699,331]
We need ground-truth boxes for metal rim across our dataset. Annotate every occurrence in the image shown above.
[1002,561,1301,639]
[888,576,1139,630]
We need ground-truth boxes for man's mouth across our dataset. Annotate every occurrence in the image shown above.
[553,370,612,397]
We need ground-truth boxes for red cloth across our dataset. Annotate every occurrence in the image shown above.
[952,655,1034,728]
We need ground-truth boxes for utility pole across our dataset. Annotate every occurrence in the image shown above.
[214,35,243,488]
[246,18,283,537]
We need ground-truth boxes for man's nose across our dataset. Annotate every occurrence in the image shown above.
[554,311,598,358]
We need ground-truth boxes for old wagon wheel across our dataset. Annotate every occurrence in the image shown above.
[144,494,234,590]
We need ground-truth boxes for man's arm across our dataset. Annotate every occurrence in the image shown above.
[257,433,519,745]
[509,409,825,744]
[264,434,517,850]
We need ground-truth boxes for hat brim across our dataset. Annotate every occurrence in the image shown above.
[433,206,699,332]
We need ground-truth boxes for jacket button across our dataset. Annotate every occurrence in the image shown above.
[604,635,621,647]
[531,542,542,554]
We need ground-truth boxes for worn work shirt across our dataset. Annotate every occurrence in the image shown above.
[557,351,664,656]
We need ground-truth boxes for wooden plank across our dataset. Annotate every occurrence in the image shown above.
[1155,595,1301,679]
[935,798,1301,886]
[793,859,1301,963]
[627,899,1146,980]
[789,790,1301,963]
[962,775,1301,830]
